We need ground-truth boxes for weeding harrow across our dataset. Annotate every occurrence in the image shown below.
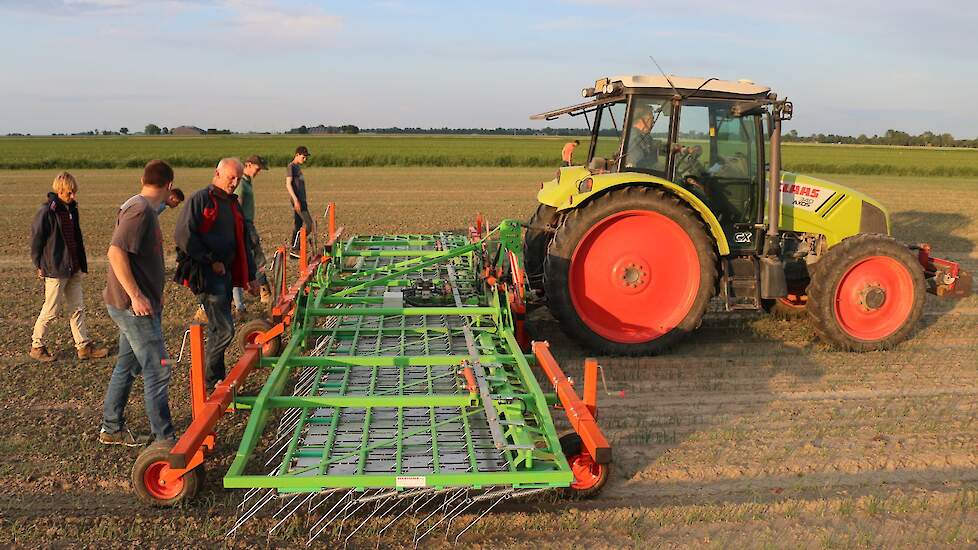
[132,207,611,545]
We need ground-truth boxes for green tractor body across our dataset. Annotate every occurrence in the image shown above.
[526,75,971,355]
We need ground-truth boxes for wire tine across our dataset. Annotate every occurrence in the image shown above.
[453,492,509,545]
[415,490,470,547]
[269,492,317,534]
[343,492,395,548]
[227,489,277,537]
[307,490,356,545]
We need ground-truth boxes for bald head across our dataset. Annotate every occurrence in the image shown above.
[213,157,244,194]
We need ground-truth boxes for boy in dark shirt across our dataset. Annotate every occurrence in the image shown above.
[286,146,313,258]
[99,160,176,446]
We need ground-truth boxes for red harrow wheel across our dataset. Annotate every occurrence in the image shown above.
[558,431,609,498]
[237,318,282,356]
[762,279,809,319]
[807,233,924,351]
[544,187,717,355]
[132,441,202,506]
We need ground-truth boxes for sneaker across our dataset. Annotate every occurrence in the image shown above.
[77,343,109,360]
[29,346,55,363]
[98,428,151,447]
[193,306,208,324]
[259,284,272,304]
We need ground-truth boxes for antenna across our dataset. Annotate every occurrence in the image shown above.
[649,55,681,98]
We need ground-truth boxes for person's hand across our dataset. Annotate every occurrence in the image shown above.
[130,293,153,316]
[247,280,260,296]
[36,268,43,279]
[212,261,226,275]
[293,202,301,214]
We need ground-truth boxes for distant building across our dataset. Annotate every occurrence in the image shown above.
[171,125,206,136]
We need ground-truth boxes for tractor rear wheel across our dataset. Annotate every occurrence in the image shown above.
[544,186,717,355]
[806,233,924,351]
[524,204,556,292]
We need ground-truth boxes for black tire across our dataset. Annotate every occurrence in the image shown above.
[806,233,925,351]
[132,441,203,507]
[236,318,281,356]
[761,279,809,319]
[543,186,718,355]
[558,431,609,499]
[524,204,557,292]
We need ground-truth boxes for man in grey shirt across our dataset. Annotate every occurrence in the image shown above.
[99,160,176,446]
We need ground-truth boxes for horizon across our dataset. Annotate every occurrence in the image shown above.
[1,1,976,138]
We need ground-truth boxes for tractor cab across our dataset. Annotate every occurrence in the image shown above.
[535,75,782,252]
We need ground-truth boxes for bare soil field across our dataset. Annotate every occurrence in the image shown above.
[0,167,976,548]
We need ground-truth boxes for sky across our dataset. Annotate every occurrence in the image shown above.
[1,0,976,137]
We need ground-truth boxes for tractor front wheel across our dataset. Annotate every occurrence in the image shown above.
[806,233,924,351]
[544,186,717,355]
[132,441,203,507]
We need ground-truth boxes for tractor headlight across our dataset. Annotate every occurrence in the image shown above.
[578,178,593,193]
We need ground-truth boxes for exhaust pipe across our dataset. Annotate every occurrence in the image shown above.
[760,96,788,299]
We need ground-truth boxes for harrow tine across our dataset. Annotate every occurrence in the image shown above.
[343,491,398,548]
[412,488,463,544]
[269,492,317,534]
[452,490,510,544]
[307,489,356,545]
[415,489,472,547]
[227,488,277,537]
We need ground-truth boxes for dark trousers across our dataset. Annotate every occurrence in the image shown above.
[102,305,174,441]
[291,208,314,251]
[197,275,234,387]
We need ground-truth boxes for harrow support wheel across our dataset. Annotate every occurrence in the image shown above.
[558,431,609,498]
[544,187,717,355]
[132,441,203,507]
[807,233,924,351]
[237,318,282,356]
[524,203,557,292]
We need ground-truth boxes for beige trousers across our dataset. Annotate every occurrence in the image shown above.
[31,272,91,350]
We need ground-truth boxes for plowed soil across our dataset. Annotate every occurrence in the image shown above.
[0,168,976,548]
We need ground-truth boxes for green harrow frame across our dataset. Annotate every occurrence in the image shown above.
[133,211,611,544]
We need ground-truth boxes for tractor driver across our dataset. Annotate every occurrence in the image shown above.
[624,103,662,171]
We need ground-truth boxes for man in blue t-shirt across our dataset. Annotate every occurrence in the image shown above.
[285,146,313,257]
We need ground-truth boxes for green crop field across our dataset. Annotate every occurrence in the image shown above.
[2,135,978,177]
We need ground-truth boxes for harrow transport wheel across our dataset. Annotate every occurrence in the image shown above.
[544,187,717,355]
[807,233,924,351]
[237,318,281,356]
[558,432,609,499]
[524,204,557,292]
[132,441,203,507]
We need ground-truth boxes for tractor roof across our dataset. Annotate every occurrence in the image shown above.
[531,75,773,121]
[609,75,771,97]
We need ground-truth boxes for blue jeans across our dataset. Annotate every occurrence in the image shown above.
[101,305,175,441]
[198,275,234,387]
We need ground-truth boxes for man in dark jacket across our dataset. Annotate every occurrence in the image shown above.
[30,171,108,362]
[175,158,258,388]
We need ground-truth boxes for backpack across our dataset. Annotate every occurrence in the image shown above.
[173,190,221,294]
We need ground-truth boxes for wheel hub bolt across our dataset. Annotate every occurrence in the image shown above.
[858,283,886,311]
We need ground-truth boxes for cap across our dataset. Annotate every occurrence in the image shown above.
[246,154,269,169]
[295,146,310,156]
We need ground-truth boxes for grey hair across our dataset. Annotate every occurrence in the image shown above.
[216,157,244,172]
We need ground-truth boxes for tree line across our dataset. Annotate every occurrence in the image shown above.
[782,129,978,148]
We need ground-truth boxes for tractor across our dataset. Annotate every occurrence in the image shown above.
[525,74,971,355]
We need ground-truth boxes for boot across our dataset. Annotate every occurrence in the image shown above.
[29,346,55,363]
[78,343,109,360]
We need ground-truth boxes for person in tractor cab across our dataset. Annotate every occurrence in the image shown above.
[623,104,662,170]
[29,171,109,362]
[175,158,258,391]
[561,140,580,166]
[232,155,271,314]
